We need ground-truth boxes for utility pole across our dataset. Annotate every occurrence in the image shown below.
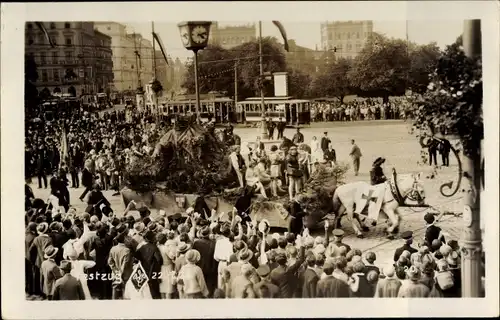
[258,21,269,139]
[234,60,238,124]
[133,32,142,90]
[461,19,483,298]
[152,21,159,124]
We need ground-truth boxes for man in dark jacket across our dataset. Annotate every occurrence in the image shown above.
[135,231,163,299]
[52,261,86,300]
[320,132,331,152]
[393,231,418,262]
[292,128,304,144]
[79,165,94,201]
[439,138,451,167]
[270,240,305,298]
[300,254,319,298]
[316,261,351,297]
[192,227,218,297]
[276,117,286,139]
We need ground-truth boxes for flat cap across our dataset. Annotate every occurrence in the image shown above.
[332,229,345,237]
[401,231,413,240]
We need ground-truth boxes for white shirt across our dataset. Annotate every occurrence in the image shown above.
[213,236,232,262]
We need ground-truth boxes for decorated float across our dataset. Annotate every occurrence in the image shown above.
[120,115,347,229]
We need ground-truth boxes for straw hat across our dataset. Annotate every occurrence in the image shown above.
[406,265,421,281]
[185,249,201,264]
[177,242,189,254]
[44,245,59,259]
[37,222,49,235]
[238,249,254,263]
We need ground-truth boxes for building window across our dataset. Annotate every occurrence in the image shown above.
[51,36,57,45]
[52,52,58,64]
[50,23,56,29]
[64,22,71,29]
[42,71,48,82]
[347,33,351,40]
[27,37,34,45]
[40,52,46,64]
[328,33,333,41]
[38,35,45,44]
[357,32,360,39]
[65,51,73,61]
[107,26,111,31]
[65,37,72,45]
[53,69,60,82]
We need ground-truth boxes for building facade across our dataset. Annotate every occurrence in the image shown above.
[209,22,257,49]
[94,30,114,93]
[94,22,154,92]
[320,20,374,59]
[286,39,323,74]
[25,21,113,96]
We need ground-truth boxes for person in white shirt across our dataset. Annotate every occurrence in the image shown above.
[213,224,233,289]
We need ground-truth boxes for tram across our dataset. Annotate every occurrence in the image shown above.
[159,95,235,123]
[236,96,311,125]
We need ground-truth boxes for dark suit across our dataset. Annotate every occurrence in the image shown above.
[25,231,37,294]
[135,243,163,299]
[320,137,331,152]
[52,274,86,300]
[300,267,319,298]
[316,275,351,297]
[393,243,418,262]
[254,280,280,298]
[192,238,218,296]
[270,247,305,298]
[80,168,94,200]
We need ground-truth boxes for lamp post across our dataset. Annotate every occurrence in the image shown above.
[258,21,269,140]
[178,21,212,123]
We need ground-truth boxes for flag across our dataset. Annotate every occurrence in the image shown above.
[60,123,69,166]
[272,21,289,52]
[35,22,56,48]
[152,32,169,65]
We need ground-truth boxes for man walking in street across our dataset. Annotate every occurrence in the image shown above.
[349,139,362,176]
[292,128,304,145]
[276,118,286,140]
[320,132,331,153]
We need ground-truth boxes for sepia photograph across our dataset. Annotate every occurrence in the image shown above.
[1,1,499,319]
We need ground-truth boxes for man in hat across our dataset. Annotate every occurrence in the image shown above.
[423,212,445,249]
[349,139,362,176]
[253,264,280,298]
[300,254,319,298]
[370,157,387,185]
[393,231,418,262]
[192,226,218,297]
[214,223,233,289]
[325,229,352,258]
[292,127,304,144]
[25,222,38,296]
[276,117,286,140]
[135,230,163,299]
[320,131,331,153]
[52,261,86,300]
[108,224,134,299]
[29,222,53,296]
[40,245,62,300]
[270,237,306,298]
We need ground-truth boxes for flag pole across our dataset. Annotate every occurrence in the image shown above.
[152,22,159,123]
[259,21,269,140]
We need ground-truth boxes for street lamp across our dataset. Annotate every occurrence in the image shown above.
[178,21,212,123]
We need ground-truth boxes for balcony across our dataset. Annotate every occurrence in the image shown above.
[61,59,79,66]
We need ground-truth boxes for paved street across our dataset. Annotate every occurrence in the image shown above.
[29,120,465,271]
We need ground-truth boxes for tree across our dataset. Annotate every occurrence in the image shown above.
[182,45,235,95]
[287,68,312,98]
[348,33,410,102]
[408,42,441,93]
[311,58,353,102]
[410,37,482,158]
[182,38,287,100]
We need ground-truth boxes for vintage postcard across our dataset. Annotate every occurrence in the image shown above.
[1,1,499,319]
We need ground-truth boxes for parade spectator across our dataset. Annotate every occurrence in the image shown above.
[52,261,86,300]
[349,139,362,176]
[316,261,351,297]
[292,128,304,144]
[40,245,62,300]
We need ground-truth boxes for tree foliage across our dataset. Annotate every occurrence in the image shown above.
[311,58,353,102]
[287,68,312,99]
[409,37,483,158]
[182,38,286,99]
[407,42,441,93]
[348,33,410,100]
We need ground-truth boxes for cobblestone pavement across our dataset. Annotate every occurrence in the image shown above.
[28,121,467,272]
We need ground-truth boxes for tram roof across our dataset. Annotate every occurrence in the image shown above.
[238,97,310,104]
[161,97,233,104]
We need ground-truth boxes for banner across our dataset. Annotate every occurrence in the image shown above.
[35,22,56,48]
[152,32,169,65]
[272,21,289,52]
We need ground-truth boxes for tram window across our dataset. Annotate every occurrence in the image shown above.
[173,105,178,113]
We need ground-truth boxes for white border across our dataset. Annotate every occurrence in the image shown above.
[1,1,499,319]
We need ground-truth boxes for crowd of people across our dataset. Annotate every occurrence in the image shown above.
[310,98,412,123]
[24,101,483,301]
[25,187,470,300]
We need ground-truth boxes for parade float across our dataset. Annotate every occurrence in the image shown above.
[120,115,347,228]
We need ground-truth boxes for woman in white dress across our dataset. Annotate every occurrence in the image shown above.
[310,136,323,167]
[157,233,176,299]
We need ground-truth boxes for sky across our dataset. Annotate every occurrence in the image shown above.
[126,20,464,61]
